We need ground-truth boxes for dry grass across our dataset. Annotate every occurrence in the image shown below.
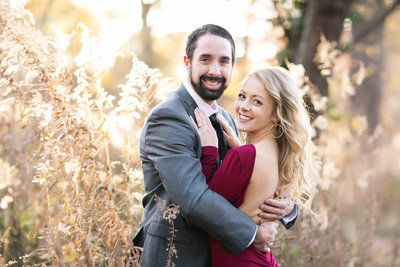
[0,6,170,266]
[1,5,399,267]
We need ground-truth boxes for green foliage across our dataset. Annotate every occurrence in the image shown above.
[349,10,364,25]
[273,0,307,65]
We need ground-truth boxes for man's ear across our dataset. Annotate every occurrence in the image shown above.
[184,56,190,71]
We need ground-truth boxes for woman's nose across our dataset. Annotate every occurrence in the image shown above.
[240,101,250,111]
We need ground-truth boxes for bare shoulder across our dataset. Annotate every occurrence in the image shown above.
[237,142,280,220]
[251,142,280,188]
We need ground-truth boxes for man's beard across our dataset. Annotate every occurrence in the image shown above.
[189,70,228,101]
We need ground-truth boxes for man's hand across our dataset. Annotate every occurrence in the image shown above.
[258,191,294,222]
[252,221,278,253]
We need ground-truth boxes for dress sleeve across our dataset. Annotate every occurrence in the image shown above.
[201,146,218,183]
[208,145,256,208]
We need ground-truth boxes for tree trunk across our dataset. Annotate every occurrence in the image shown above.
[351,20,384,134]
[295,0,352,96]
[140,1,154,67]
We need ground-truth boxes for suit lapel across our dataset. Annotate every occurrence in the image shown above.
[176,84,198,118]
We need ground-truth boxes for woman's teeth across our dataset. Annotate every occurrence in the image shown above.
[239,114,251,120]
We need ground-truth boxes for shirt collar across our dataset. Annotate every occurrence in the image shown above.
[183,79,219,117]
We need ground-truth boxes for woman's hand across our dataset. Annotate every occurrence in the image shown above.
[216,114,241,148]
[190,108,218,148]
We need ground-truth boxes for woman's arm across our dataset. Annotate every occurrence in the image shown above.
[201,146,218,183]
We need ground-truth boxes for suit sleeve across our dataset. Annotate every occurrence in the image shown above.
[144,106,256,254]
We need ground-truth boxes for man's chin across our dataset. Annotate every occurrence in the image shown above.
[191,80,226,100]
[203,90,223,101]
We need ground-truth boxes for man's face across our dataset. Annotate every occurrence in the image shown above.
[184,34,233,103]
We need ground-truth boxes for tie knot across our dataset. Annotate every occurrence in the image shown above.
[209,113,220,127]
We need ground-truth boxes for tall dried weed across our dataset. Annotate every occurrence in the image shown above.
[1,4,399,267]
[274,35,399,267]
[0,5,173,266]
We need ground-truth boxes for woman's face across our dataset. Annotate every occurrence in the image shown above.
[234,74,277,134]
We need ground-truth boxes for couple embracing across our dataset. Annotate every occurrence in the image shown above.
[133,24,316,267]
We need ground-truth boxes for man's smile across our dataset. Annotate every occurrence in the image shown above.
[201,76,224,90]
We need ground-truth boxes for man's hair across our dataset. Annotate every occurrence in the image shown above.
[185,24,236,66]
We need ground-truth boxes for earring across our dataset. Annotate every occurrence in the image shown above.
[270,123,284,138]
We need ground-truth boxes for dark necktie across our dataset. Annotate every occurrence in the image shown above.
[209,113,229,166]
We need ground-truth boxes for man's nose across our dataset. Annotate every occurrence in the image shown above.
[208,62,221,76]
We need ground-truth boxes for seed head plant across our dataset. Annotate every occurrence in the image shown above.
[0,5,172,266]
[1,4,399,267]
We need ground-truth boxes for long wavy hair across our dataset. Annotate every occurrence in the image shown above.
[252,66,317,210]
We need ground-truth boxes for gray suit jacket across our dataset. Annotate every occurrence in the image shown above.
[133,84,256,267]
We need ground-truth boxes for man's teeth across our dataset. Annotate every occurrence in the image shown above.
[204,80,219,85]
[239,114,251,120]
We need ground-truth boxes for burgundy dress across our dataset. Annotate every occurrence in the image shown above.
[200,145,279,267]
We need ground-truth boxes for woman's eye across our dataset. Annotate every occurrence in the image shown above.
[238,93,245,99]
[254,100,262,105]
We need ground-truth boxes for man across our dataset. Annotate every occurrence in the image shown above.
[133,24,297,267]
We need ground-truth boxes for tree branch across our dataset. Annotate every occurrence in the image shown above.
[352,0,400,43]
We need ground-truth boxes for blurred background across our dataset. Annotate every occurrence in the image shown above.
[19,0,400,126]
[1,0,400,266]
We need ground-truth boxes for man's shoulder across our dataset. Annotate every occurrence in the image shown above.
[218,106,234,120]
[150,87,187,116]
[217,106,238,136]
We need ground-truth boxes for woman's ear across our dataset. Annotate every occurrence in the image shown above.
[272,115,280,124]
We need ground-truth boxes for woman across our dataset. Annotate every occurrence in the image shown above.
[192,66,317,266]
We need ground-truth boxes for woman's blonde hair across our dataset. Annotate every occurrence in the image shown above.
[252,66,317,211]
